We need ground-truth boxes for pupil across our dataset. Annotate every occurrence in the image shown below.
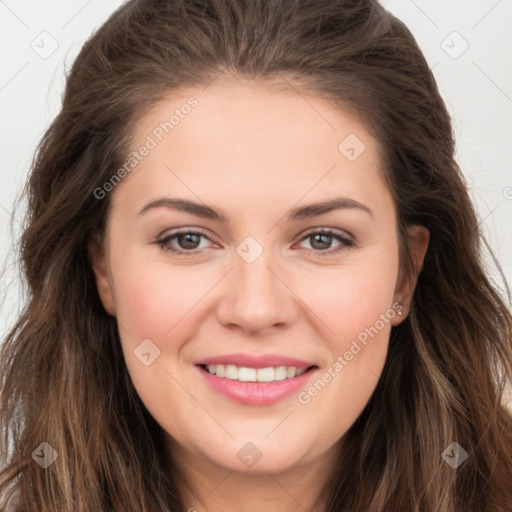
[179,233,200,249]
[176,233,333,251]
[312,234,331,250]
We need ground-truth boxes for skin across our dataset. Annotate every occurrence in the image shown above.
[91,77,429,512]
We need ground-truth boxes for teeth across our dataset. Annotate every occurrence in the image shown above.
[225,364,238,380]
[238,367,256,382]
[204,364,309,382]
[274,366,288,381]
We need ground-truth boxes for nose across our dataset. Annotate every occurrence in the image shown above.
[216,250,299,336]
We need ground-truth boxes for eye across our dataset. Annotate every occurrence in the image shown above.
[154,229,215,256]
[154,227,354,258]
[296,228,354,257]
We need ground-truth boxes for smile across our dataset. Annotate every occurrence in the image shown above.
[203,363,308,382]
[196,363,318,405]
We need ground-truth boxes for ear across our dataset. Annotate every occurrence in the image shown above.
[392,224,429,324]
[88,233,116,316]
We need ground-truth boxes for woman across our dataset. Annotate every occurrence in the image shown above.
[1,0,511,510]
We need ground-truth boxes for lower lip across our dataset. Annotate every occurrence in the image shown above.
[195,365,318,405]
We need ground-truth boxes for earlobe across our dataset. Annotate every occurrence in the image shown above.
[393,224,430,322]
[88,234,116,316]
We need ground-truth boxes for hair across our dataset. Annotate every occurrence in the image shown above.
[1,0,512,510]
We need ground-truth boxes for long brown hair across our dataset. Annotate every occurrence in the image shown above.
[1,0,512,510]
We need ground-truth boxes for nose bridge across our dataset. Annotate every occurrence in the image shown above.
[235,243,281,311]
[217,236,296,334]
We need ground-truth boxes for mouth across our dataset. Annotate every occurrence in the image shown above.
[198,363,317,382]
[195,363,319,405]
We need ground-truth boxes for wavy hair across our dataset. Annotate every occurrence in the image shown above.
[1,0,512,510]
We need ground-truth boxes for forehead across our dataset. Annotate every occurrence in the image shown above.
[111,79,391,221]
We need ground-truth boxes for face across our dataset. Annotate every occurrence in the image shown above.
[92,78,428,478]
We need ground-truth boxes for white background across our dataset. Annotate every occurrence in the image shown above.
[1,0,511,341]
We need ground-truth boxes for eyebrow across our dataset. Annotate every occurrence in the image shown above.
[138,196,373,222]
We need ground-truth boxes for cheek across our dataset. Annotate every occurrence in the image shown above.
[110,263,196,419]
[302,256,398,343]
[112,259,208,340]
[294,251,398,417]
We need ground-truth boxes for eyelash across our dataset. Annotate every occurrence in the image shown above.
[154,228,355,258]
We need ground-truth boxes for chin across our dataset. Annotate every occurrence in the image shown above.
[201,440,310,475]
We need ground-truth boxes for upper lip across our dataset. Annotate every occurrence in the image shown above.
[195,353,316,369]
